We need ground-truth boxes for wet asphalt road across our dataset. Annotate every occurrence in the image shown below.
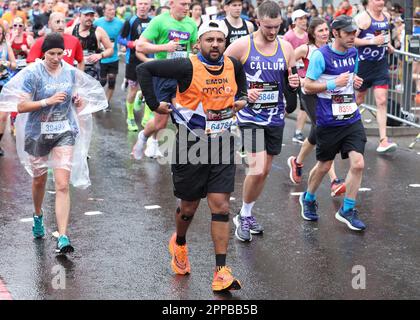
[0,65,419,300]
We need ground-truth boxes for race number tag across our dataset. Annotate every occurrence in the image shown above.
[167,43,188,59]
[249,82,279,109]
[41,120,71,135]
[16,59,27,68]
[332,94,358,121]
[205,108,234,135]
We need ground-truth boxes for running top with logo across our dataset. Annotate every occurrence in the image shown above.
[141,11,197,60]
[94,17,124,64]
[137,55,247,134]
[118,15,152,65]
[224,18,250,48]
[21,61,77,141]
[357,11,390,61]
[238,34,287,127]
[306,44,360,127]
[27,33,84,66]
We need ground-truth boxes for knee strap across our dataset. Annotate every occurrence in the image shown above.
[211,212,229,222]
[108,76,117,90]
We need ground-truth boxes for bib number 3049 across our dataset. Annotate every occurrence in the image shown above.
[41,120,71,135]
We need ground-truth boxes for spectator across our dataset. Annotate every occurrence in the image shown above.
[334,0,352,18]
[324,3,334,25]
[190,2,203,28]
[2,1,28,25]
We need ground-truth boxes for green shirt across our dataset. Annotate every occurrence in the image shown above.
[141,11,197,60]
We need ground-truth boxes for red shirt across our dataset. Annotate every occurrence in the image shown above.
[26,33,84,65]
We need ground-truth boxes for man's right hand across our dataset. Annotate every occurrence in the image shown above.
[372,34,385,46]
[155,101,172,114]
[165,40,179,53]
[46,92,67,106]
[335,72,350,88]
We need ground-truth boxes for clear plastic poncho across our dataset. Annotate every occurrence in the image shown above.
[0,60,108,189]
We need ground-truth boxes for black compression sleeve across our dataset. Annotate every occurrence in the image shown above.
[284,67,299,114]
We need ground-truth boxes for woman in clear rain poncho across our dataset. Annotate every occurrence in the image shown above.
[0,32,107,253]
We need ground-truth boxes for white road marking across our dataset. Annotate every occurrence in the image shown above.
[88,198,104,201]
[409,184,420,188]
[52,231,59,238]
[290,192,304,196]
[84,211,103,216]
[144,205,161,210]
[230,197,236,201]
[47,191,56,194]
[20,218,33,223]
[358,188,371,192]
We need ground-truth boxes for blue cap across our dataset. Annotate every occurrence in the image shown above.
[80,6,95,15]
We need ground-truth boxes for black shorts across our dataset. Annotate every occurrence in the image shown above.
[153,77,177,103]
[171,132,236,201]
[240,123,284,156]
[100,61,119,77]
[24,131,75,157]
[357,58,390,91]
[300,92,318,145]
[316,120,367,161]
[125,62,140,82]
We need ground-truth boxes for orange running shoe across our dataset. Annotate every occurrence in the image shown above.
[331,178,346,197]
[212,266,242,292]
[168,233,191,275]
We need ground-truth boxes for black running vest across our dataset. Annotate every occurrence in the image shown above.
[72,24,100,53]
[224,18,250,47]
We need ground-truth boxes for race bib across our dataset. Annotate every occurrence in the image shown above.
[205,108,234,135]
[249,82,279,109]
[167,43,188,59]
[332,94,358,121]
[41,120,71,135]
[16,59,27,68]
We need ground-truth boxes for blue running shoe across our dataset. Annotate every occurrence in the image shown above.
[56,235,74,254]
[335,207,366,231]
[32,214,45,239]
[299,192,319,221]
[233,214,252,242]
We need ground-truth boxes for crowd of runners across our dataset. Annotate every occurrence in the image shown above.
[0,0,415,292]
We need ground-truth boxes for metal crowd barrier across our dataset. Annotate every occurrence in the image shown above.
[360,49,420,148]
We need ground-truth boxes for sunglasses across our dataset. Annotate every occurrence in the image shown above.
[13,24,24,27]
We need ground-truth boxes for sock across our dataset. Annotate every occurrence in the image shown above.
[343,198,356,212]
[240,201,255,217]
[126,101,135,119]
[216,254,226,268]
[295,130,302,135]
[305,191,316,202]
[138,130,147,142]
[176,235,186,246]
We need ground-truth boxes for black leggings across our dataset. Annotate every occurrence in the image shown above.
[300,90,318,145]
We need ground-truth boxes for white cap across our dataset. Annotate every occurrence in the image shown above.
[292,9,308,23]
[198,20,228,38]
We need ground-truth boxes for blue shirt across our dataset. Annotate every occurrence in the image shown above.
[94,17,124,63]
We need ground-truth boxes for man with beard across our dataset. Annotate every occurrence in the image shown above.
[225,0,300,242]
[135,20,248,292]
[66,6,114,80]
[27,12,84,70]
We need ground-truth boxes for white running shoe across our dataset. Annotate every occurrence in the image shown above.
[145,138,163,158]
[131,131,147,160]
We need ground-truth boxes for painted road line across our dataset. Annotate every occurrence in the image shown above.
[409,184,420,188]
[47,191,56,194]
[88,198,104,201]
[20,218,33,223]
[230,197,236,201]
[359,188,372,192]
[84,211,104,216]
[144,205,161,210]
[52,231,59,238]
[0,278,12,300]
[290,192,304,196]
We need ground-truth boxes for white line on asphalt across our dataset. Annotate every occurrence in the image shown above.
[84,211,103,216]
[47,191,56,194]
[144,205,161,210]
[290,192,304,196]
[20,218,33,223]
[409,184,420,188]
[88,198,104,201]
[359,188,371,192]
[230,197,236,201]
[52,231,59,238]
